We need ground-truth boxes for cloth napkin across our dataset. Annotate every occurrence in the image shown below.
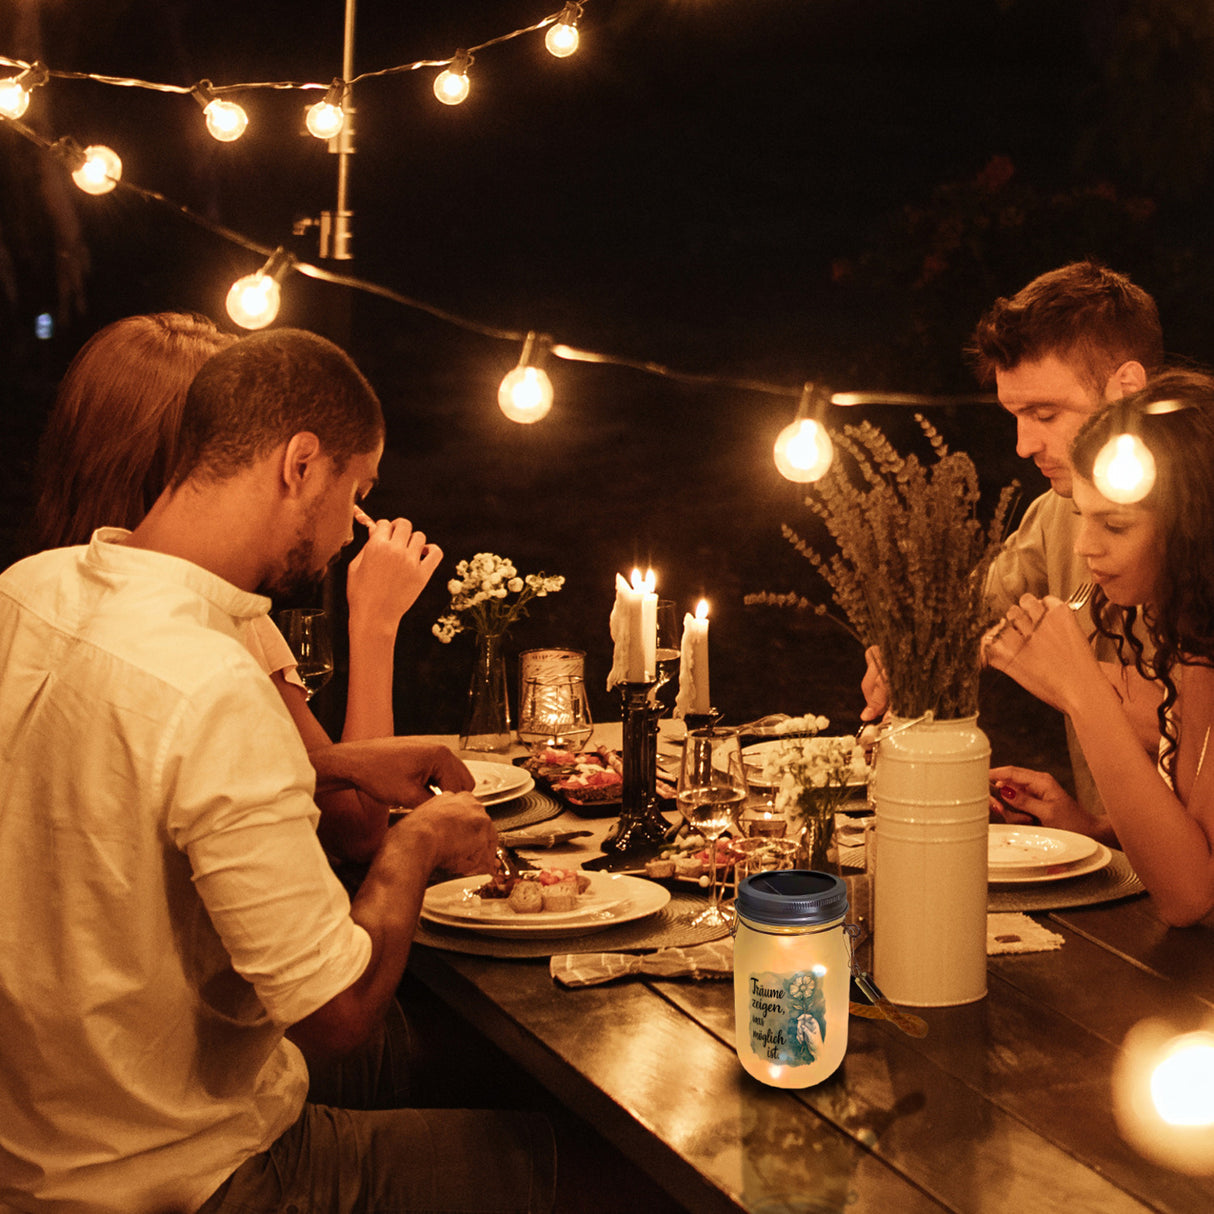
[986,911,1064,955]
[551,941,733,988]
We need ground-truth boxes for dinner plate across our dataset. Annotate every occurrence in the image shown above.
[420,871,671,938]
[988,824,1098,871]
[464,761,535,806]
[988,841,1113,885]
[741,737,870,787]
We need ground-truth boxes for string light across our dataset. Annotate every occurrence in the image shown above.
[773,384,834,482]
[56,139,122,195]
[499,331,554,423]
[193,80,249,143]
[545,4,583,57]
[305,78,346,140]
[0,60,46,120]
[225,247,295,330]
[1092,432,1156,504]
[434,51,473,106]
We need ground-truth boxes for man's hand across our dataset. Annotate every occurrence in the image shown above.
[312,738,474,808]
[860,645,890,722]
[391,792,498,877]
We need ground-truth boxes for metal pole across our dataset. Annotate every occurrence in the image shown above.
[321,0,356,260]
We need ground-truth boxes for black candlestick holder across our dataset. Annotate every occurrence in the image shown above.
[601,680,670,855]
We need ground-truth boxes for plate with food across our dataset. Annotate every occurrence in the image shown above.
[464,760,536,807]
[421,868,671,938]
[519,745,674,816]
[988,824,1098,872]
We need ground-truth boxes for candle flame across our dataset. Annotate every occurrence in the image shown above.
[695,599,709,620]
[630,568,643,590]
[643,568,656,593]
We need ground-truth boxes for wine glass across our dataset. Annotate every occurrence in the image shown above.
[277,608,334,701]
[651,599,681,714]
[517,675,594,754]
[676,727,748,928]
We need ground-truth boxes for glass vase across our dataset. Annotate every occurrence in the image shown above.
[460,631,512,752]
[796,804,837,872]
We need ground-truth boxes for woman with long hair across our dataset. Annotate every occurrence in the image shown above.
[986,368,1214,926]
[29,312,445,860]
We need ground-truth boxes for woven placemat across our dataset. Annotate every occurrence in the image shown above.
[413,888,731,959]
[487,790,564,832]
[987,848,1145,912]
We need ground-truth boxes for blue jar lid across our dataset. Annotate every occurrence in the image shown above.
[736,870,848,926]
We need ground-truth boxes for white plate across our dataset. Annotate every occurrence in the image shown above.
[988,842,1113,885]
[464,761,535,806]
[741,737,870,788]
[988,824,1098,871]
[420,871,671,938]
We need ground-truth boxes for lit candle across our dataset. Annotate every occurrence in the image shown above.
[675,599,711,716]
[607,568,658,688]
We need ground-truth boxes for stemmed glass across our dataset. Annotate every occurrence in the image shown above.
[277,608,334,701]
[517,675,594,754]
[676,727,748,928]
[651,599,681,714]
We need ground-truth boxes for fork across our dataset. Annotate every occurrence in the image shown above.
[1065,580,1095,611]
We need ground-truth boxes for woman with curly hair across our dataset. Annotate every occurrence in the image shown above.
[986,368,1214,926]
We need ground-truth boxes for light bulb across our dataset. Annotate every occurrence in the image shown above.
[1151,1033,1214,1127]
[226,273,281,330]
[203,98,248,142]
[773,418,834,482]
[305,100,345,140]
[0,76,31,119]
[1092,432,1156,504]
[71,145,122,196]
[545,22,579,57]
[432,66,468,105]
[499,366,553,423]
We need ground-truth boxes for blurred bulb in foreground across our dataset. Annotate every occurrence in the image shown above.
[1092,432,1156,504]
[226,273,281,330]
[773,418,834,482]
[0,76,31,119]
[546,21,579,57]
[305,100,345,140]
[71,145,122,195]
[204,98,248,142]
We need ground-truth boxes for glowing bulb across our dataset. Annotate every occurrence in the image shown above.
[203,98,248,142]
[545,22,579,57]
[773,418,834,482]
[434,54,472,106]
[226,273,281,330]
[1150,1033,1214,1127]
[1092,432,1156,504]
[71,145,122,195]
[305,101,345,140]
[498,366,553,423]
[0,76,31,119]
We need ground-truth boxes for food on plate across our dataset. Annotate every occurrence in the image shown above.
[476,867,592,914]
[644,858,676,879]
[520,745,676,804]
[653,833,749,880]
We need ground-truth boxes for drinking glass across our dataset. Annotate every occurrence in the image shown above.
[651,600,680,714]
[277,608,334,701]
[516,675,593,754]
[676,727,748,928]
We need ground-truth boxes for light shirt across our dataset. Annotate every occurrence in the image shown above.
[0,530,372,1214]
[241,612,307,690]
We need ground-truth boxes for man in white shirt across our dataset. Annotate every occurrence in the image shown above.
[0,329,554,1214]
[862,261,1164,813]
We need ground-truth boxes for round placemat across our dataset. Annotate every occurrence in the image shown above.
[487,790,564,832]
[987,848,1145,912]
[413,888,731,958]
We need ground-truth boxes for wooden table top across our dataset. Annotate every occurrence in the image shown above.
[406,729,1214,1213]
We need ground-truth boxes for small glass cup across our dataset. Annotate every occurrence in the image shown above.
[517,674,593,755]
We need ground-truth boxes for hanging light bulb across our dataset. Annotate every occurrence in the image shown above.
[545,4,583,57]
[225,247,295,330]
[1092,431,1156,504]
[499,331,554,423]
[71,144,122,195]
[305,78,346,140]
[434,51,473,106]
[773,384,834,482]
[0,61,47,121]
[193,81,248,142]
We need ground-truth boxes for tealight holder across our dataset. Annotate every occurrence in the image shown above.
[601,681,669,855]
[682,709,722,733]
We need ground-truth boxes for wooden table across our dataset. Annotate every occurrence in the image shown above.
[406,730,1214,1213]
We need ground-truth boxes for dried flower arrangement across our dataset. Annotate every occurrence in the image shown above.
[748,415,1016,719]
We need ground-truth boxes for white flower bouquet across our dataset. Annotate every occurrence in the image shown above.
[433,552,565,642]
[759,729,868,833]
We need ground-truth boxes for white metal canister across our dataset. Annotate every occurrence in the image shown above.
[732,871,850,1088]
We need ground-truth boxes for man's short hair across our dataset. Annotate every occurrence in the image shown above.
[969,260,1164,393]
[172,328,384,485]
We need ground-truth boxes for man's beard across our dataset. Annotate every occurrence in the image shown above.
[258,536,326,599]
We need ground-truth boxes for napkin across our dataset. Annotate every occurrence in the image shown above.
[551,941,733,988]
[986,912,1064,955]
